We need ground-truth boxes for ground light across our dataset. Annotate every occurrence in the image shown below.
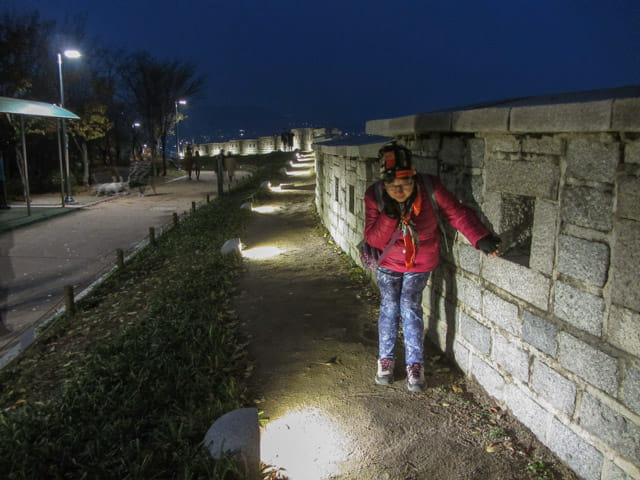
[284,168,314,177]
[260,407,353,480]
[241,245,284,260]
[252,205,280,214]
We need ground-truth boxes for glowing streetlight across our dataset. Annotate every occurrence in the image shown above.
[175,99,187,158]
[131,122,141,159]
[57,49,82,204]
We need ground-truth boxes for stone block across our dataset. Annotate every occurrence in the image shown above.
[530,199,558,275]
[612,97,640,131]
[617,174,640,221]
[486,135,520,153]
[460,312,491,355]
[557,235,610,287]
[558,332,618,395]
[547,417,604,480]
[204,408,260,478]
[624,138,640,164]
[621,363,640,416]
[469,353,506,402]
[482,191,503,233]
[608,305,640,357]
[580,393,640,466]
[365,118,390,136]
[493,333,529,382]
[522,136,565,156]
[413,156,439,175]
[531,358,577,415]
[523,310,558,357]
[482,257,551,310]
[440,136,466,166]
[504,383,550,442]
[458,243,481,275]
[456,274,482,313]
[453,339,470,374]
[510,100,612,133]
[467,138,485,168]
[485,158,560,200]
[566,138,619,183]
[561,185,614,232]
[483,290,519,335]
[553,281,605,336]
[603,461,633,480]
[415,112,453,132]
[611,219,640,312]
[414,137,442,156]
[451,107,509,132]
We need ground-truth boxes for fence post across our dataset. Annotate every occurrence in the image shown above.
[149,227,156,246]
[64,285,74,313]
[116,248,124,269]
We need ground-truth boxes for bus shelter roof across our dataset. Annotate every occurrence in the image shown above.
[0,97,80,215]
[0,96,79,119]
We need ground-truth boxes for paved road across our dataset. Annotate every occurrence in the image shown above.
[0,170,249,367]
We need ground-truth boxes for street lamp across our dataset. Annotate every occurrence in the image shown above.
[175,99,186,158]
[57,49,82,204]
[131,122,141,159]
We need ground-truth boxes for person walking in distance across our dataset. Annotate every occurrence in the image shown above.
[223,152,237,184]
[365,142,500,392]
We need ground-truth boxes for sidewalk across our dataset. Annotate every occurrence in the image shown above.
[235,163,577,479]
[0,170,248,366]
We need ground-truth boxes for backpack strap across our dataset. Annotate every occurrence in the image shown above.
[419,174,450,253]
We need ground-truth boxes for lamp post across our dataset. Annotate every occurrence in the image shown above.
[57,49,81,204]
[131,122,141,160]
[175,99,186,158]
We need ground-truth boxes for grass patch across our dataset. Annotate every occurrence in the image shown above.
[0,152,292,479]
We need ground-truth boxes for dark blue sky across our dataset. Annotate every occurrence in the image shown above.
[5,0,640,138]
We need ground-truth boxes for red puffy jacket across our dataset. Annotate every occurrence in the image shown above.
[364,175,491,273]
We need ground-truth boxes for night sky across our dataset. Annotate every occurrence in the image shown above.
[4,0,640,140]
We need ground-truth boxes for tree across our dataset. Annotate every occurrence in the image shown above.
[119,52,204,175]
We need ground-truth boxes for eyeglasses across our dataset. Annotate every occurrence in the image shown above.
[384,181,414,192]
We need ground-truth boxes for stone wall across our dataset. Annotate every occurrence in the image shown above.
[314,86,640,480]
[194,127,339,157]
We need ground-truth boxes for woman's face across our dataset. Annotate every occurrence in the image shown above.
[384,178,415,202]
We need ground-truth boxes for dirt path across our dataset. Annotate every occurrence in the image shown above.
[234,169,577,480]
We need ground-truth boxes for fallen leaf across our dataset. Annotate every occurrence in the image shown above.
[452,385,463,393]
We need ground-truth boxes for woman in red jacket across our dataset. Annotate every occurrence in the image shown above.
[365,143,500,392]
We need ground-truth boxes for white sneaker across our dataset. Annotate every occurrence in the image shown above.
[375,358,394,386]
[406,363,425,392]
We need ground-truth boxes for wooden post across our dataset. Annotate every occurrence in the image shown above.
[192,201,196,212]
[173,212,178,225]
[116,248,124,269]
[64,285,74,313]
[149,227,156,245]
[206,194,210,203]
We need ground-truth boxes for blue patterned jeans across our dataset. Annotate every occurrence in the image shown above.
[376,267,430,365]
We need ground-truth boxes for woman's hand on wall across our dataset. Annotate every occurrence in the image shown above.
[477,235,501,258]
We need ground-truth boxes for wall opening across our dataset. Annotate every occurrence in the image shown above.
[334,177,339,202]
[500,193,534,267]
[348,185,355,214]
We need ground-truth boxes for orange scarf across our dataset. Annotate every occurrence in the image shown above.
[400,187,422,269]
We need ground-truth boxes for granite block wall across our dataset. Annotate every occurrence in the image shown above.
[314,87,640,480]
